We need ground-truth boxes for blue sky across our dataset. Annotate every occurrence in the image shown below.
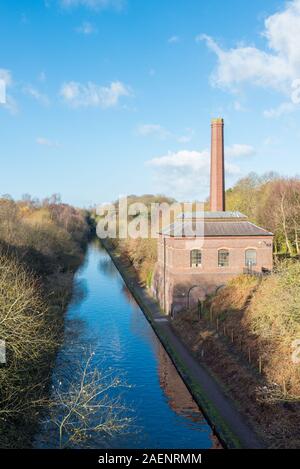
[0,0,299,206]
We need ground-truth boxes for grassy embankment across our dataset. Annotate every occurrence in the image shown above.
[0,196,92,448]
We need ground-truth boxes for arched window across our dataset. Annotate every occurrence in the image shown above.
[245,249,257,267]
[190,249,202,267]
[218,249,229,267]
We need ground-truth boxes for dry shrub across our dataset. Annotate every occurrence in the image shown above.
[0,254,54,364]
[24,223,79,267]
[0,197,90,447]
[5,218,83,273]
[246,261,300,397]
[0,198,89,273]
[209,263,300,398]
[23,208,52,225]
[210,274,259,317]
[0,253,58,447]
[118,237,157,286]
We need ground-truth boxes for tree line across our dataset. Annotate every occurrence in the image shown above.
[226,173,300,256]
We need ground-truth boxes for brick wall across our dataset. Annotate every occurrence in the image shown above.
[154,234,273,313]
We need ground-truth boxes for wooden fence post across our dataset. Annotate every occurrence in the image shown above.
[258,356,262,374]
[197,299,201,321]
[209,305,213,323]
[248,348,251,364]
[283,379,287,397]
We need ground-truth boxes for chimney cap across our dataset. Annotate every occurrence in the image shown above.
[211,117,224,124]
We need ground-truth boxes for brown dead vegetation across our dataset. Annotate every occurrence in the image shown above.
[0,195,91,448]
[172,263,300,448]
[209,263,300,398]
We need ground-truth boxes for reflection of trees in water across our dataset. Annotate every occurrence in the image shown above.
[59,321,100,378]
[121,284,140,309]
[98,258,119,278]
[156,343,222,448]
[125,297,157,351]
[121,284,156,358]
[157,343,203,421]
[64,318,87,344]
[68,279,88,307]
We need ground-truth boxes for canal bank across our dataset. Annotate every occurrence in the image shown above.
[102,240,265,449]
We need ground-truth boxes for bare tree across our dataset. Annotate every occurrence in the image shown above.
[45,354,132,448]
[0,254,55,363]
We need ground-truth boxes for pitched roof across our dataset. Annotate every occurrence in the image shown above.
[160,220,273,237]
[177,211,247,220]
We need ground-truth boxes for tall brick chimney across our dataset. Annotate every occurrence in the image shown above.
[210,118,225,212]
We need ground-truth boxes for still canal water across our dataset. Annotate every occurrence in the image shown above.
[35,241,217,449]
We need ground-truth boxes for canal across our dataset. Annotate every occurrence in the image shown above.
[35,241,218,449]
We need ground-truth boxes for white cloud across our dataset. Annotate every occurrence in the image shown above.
[291,78,300,103]
[168,35,180,44]
[146,148,242,200]
[177,128,194,143]
[60,80,131,108]
[263,136,280,146]
[137,124,171,140]
[36,137,60,148]
[148,150,210,171]
[60,0,124,10]
[76,21,97,35]
[226,144,255,158]
[177,135,191,143]
[137,124,194,143]
[0,81,6,104]
[0,69,18,114]
[263,101,298,118]
[3,96,18,115]
[225,161,241,175]
[233,100,247,112]
[0,69,11,105]
[198,0,300,101]
[0,69,12,87]
[23,85,50,106]
[146,150,210,200]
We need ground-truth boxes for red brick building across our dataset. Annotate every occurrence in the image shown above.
[152,119,273,314]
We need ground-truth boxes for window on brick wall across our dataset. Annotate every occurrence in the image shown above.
[218,249,229,267]
[245,249,257,267]
[190,249,202,267]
